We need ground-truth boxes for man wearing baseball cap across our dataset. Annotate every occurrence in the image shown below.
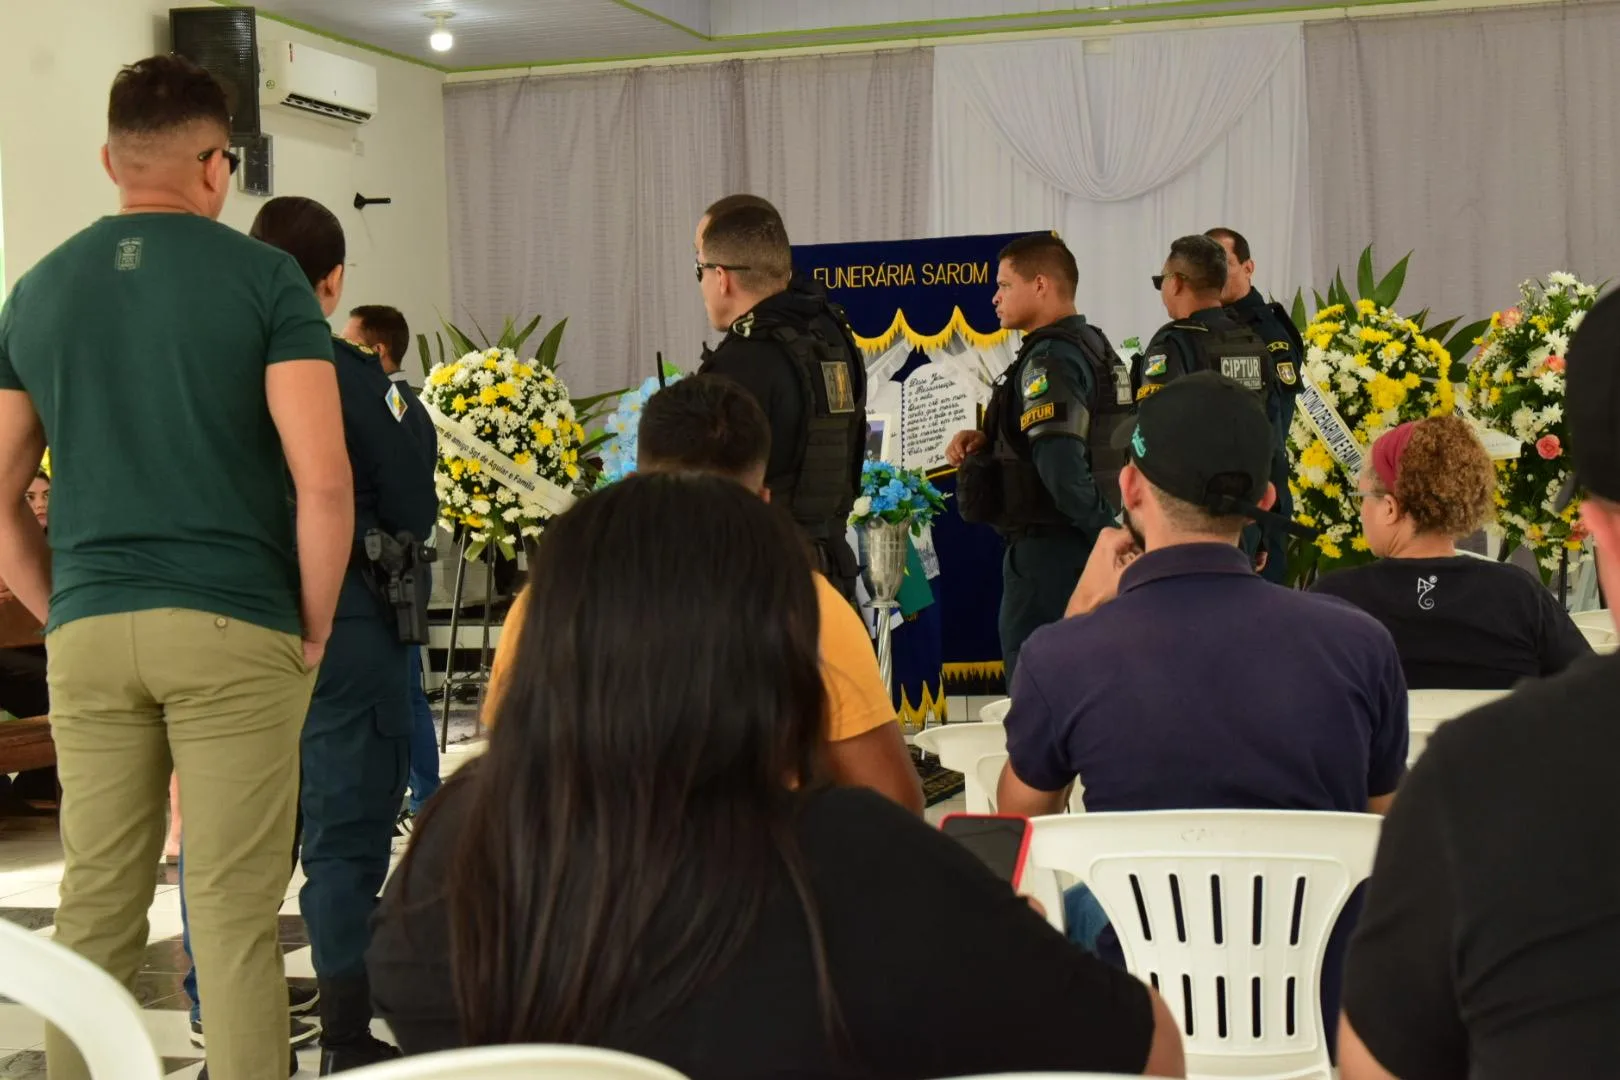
[997,371,1407,1047]
[1340,290,1620,1080]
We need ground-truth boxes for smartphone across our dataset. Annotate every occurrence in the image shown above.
[940,813,1033,888]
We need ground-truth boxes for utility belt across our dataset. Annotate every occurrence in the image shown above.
[361,529,437,645]
[957,450,1068,535]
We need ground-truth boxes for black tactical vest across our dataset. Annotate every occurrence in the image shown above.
[755,310,867,536]
[960,322,1130,530]
[1175,315,1274,398]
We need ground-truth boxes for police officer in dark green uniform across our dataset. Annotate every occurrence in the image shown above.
[949,234,1129,681]
[249,197,438,1074]
[1134,235,1276,570]
[695,196,866,600]
[1206,227,1305,584]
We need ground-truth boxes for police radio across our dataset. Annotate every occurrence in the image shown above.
[363,529,436,645]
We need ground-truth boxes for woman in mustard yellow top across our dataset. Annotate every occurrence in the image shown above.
[485,375,921,813]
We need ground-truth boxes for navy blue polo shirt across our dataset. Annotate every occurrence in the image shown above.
[1005,543,1408,810]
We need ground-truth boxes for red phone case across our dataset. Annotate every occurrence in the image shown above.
[939,812,1034,889]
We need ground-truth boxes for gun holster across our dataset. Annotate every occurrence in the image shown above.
[363,529,438,645]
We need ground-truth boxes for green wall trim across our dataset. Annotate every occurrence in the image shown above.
[445,0,1427,73]
[604,0,712,39]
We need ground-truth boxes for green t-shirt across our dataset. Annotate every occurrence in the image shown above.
[0,213,335,635]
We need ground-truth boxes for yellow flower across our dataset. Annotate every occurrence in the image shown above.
[448,460,465,479]
[1496,368,1514,383]
[1530,314,1552,334]
[464,514,486,528]
[1566,537,1585,551]
[538,427,555,446]
[478,386,500,406]
[451,394,469,413]
[1358,327,1393,346]
[1352,536,1371,552]
[573,422,587,443]
[1489,388,1502,404]
[513,451,532,466]
[1322,482,1343,499]
[1296,513,1317,528]
[429,367,454,387]
[1356,299,1378,317]
[465,460,482,474]
[565,463,581,482]
[1317,304,1346,319]
[1489,311,1502,329]
[1368,373,1408,412]
[1430,378,1456,417]
[1317,537,1344,559]
[1354,352,1371,367]
[512,362,534,378]
[1299,440,1334,473]
[483,357,498,371]
[1527,524,1544,542]
[1401,372,1421,388]
[495,380,518,399]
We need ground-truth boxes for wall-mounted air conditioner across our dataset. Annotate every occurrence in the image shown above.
[261,41,378,126]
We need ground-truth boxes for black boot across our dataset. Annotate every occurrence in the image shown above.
[316,973,401,1075]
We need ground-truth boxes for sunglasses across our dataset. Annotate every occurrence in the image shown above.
[694,259,752,282]
[1152,271,1187,292]
[198,147,241,175]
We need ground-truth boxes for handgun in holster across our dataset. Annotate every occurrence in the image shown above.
[363,529,438,645]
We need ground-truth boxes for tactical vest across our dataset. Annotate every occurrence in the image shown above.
[1174,317,1274,398]
[755,310,867,536]
[960,323,1131,531]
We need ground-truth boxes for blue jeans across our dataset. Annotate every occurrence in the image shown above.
[180,848,201,1022]
[405,644,439,814]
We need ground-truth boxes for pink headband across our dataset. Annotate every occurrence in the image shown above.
[1371,422,1418,493]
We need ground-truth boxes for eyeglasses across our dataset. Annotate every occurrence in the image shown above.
[1152,271,1187,292]
[694,259,751,282]
[198,147,241,175]
[1352,490,1391,501]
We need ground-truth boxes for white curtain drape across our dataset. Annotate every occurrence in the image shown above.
[1306,2,1620,329]
[931,25,1312,348]
[444,50,931,396]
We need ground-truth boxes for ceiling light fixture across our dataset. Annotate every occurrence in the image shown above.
[428,11,455,53]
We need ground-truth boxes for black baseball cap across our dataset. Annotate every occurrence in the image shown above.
[1113,371,1313,536]
[1559,288,1620,509]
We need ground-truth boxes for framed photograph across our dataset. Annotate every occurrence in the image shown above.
[865,413,895,463]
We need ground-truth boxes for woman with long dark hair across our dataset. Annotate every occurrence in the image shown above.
[370,473,1182,1079]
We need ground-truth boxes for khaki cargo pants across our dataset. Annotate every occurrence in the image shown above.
[44,610,315,1080]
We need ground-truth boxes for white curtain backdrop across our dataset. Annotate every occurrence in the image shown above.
[1306,2,1620,330]
[930,24,1312,349]
[444,50,931,396]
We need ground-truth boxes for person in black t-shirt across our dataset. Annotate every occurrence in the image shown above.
[1338,288,1620,1080]
[369,473,1184,1080]
[1313,415,1589,689]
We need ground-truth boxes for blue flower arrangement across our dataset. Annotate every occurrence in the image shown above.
[849,460,946,534]
[596,371,684,487]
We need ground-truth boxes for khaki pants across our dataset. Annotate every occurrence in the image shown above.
[44,610,315,1080]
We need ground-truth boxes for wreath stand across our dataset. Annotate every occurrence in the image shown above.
[436,533,500,753]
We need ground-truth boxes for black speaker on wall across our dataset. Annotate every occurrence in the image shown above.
[169,6,261,138]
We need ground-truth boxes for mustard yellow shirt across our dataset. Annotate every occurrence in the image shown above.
[484,572,893,742]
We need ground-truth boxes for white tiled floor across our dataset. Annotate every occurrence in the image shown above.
[0,740,485,1078]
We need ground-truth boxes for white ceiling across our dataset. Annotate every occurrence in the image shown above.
[253,0,1440,70]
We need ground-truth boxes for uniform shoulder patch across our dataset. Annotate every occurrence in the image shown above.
[1143,354,1168,378]
[1136,383,1165,402]
[1022,365,1049,400]
[385,384,408,422]
[1276,361,1299,387]
[1267,340,1292,353]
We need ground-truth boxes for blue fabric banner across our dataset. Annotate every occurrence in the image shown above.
[795,234,1018,707]
[794,233,1031,354]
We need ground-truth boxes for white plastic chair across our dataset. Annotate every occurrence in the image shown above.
[1407,688,1510,767]
[949,1074,1142,1079]
[1407,688,1510,725]
[341,1044,691,1079]
[979,697,1012,724]
[974,752,1087,816]
[0,921,162,1080]
[914,722,1007,812]
[1028,810,1381,1080]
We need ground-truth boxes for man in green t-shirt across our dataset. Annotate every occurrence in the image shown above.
[0,55,354,1080]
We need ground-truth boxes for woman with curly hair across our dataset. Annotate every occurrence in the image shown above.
[1313,415,1589,689]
